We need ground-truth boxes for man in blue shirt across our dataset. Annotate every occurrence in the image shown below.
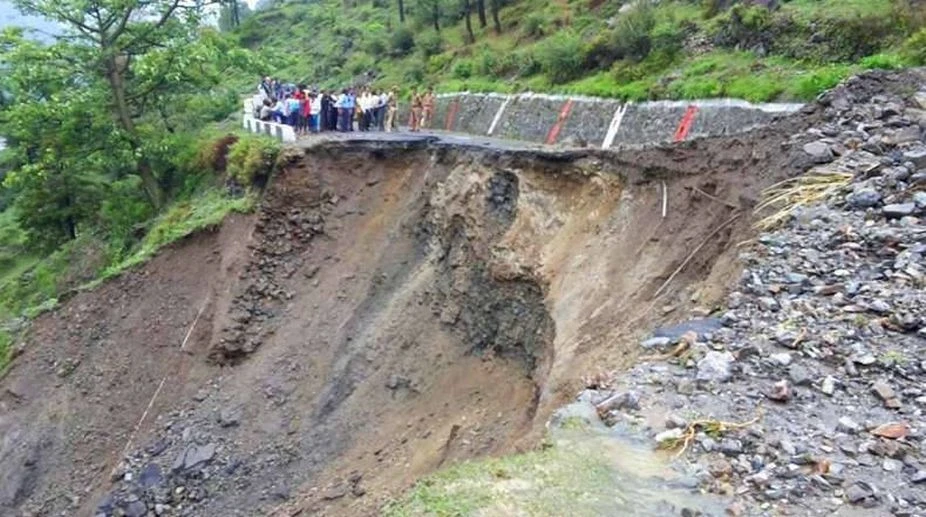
[341,89,356,132]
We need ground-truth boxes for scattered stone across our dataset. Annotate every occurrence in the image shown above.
[788,364,813,386]
[218,407,242,428]
[848,188,881,209]
[913,191,926,209]
[640,336,672,349]
[322,485,348,501]
[870,422,910,440]
[708,458,733,478]
[770,353,792,366]
[696,351,735,383]
[123,501,148,517]
[767,380,791,402]
[653,318,723,341]
[912,470,926,484]
[883,458,902,472]
[174,443,217,471]
[882,203,916,218]
[720,438,744,456]
[820,376,837,396]
[654,428,685,445]
[803,141,834,163]
[845,481,875,505]
[837,416,861,434]
[871,380,902,409]
[665,414,688,430]
[139,463,163,489]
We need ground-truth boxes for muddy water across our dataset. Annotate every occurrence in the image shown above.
[542,402,726,516]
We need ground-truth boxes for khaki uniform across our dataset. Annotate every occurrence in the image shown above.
[409,93,423,132]
[422,92,436,129]
[386,91,398,132]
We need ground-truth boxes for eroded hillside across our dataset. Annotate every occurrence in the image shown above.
[0,112,814,516]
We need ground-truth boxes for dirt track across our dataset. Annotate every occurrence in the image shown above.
[0,112,817,516]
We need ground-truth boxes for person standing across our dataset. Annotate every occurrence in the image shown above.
[310,93,321,133]
[294,87,307,134]
[385,87,398,132]
[409,88,423,132]
[422,87,436,130]
[258,76,273,102]
[320,90,331,131]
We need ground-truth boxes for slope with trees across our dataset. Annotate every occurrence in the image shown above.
[0,0,275,367]
[235,0,926,102]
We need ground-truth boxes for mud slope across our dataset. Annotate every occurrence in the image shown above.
[0,117,812,517]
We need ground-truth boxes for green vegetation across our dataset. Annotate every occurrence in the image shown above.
[236,0,926,102]
[0,1,280,371]
[384,438,615,516]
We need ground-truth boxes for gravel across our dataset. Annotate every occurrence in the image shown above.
[583,71,926,517]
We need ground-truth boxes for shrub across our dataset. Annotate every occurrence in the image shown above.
[427,53,454,74]
[859,53,907,70]
[670,76,723,99]
[389,26,415,57]
[514,49,541,77]
[402,60,426,83]
[788,65,853,100]
[585,3,655,69]
[475,47,520,78]
[613,2,656,60]
[418,32,443,58]
[725,74,784,102]
[521,13,547,39]
[536,32,587,84]
[452,59,475,79]
[365,37,387,56]
[901,28,926,65]
[710,4,773,52]
[226,135,280,187]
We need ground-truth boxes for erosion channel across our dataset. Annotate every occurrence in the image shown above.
[1,115,813,516]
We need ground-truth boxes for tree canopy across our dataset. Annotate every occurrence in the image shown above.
[0,1,259,249]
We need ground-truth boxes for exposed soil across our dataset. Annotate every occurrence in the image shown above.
[0,103,819,517]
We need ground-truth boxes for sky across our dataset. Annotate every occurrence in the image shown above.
[0,0,59,38]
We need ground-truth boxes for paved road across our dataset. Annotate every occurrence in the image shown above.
[292,129,560,154]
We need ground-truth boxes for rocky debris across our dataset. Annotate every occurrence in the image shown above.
[696,351,734,383]
[584,71,926,517]
[214,187,329,361]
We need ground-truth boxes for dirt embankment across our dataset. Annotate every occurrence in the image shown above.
[0,110,813,516]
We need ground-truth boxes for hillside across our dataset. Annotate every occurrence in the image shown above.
[236,0,926,102]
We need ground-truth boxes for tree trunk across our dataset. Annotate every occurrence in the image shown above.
[476,0,487,28]
[397,0,405,22]
[463,0,474,43]
[106,56,163,209]
[432,2,440,32]
[232,1,240,26]
[490,0,502,34]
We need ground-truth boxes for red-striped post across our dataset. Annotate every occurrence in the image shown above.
[545,99,575,145]
[673,105,699,142]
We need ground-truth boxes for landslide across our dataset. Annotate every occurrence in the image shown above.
[0,115,814,517]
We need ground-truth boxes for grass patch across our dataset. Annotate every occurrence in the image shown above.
[99,189,256,282]
[384,439,615,517]
[781,0,894,23]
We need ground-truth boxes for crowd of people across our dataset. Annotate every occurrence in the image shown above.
[252,77,437,134]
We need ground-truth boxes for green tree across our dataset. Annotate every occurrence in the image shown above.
[11,0,214,208]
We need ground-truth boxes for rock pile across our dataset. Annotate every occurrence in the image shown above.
[213,182,329,361]
[587,70,926,516]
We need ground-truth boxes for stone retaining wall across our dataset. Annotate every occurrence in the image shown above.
[242,93,803,147]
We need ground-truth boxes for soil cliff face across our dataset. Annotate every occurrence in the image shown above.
[0,118,810,516]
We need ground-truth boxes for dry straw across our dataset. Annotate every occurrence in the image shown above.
[754,169,853,231]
